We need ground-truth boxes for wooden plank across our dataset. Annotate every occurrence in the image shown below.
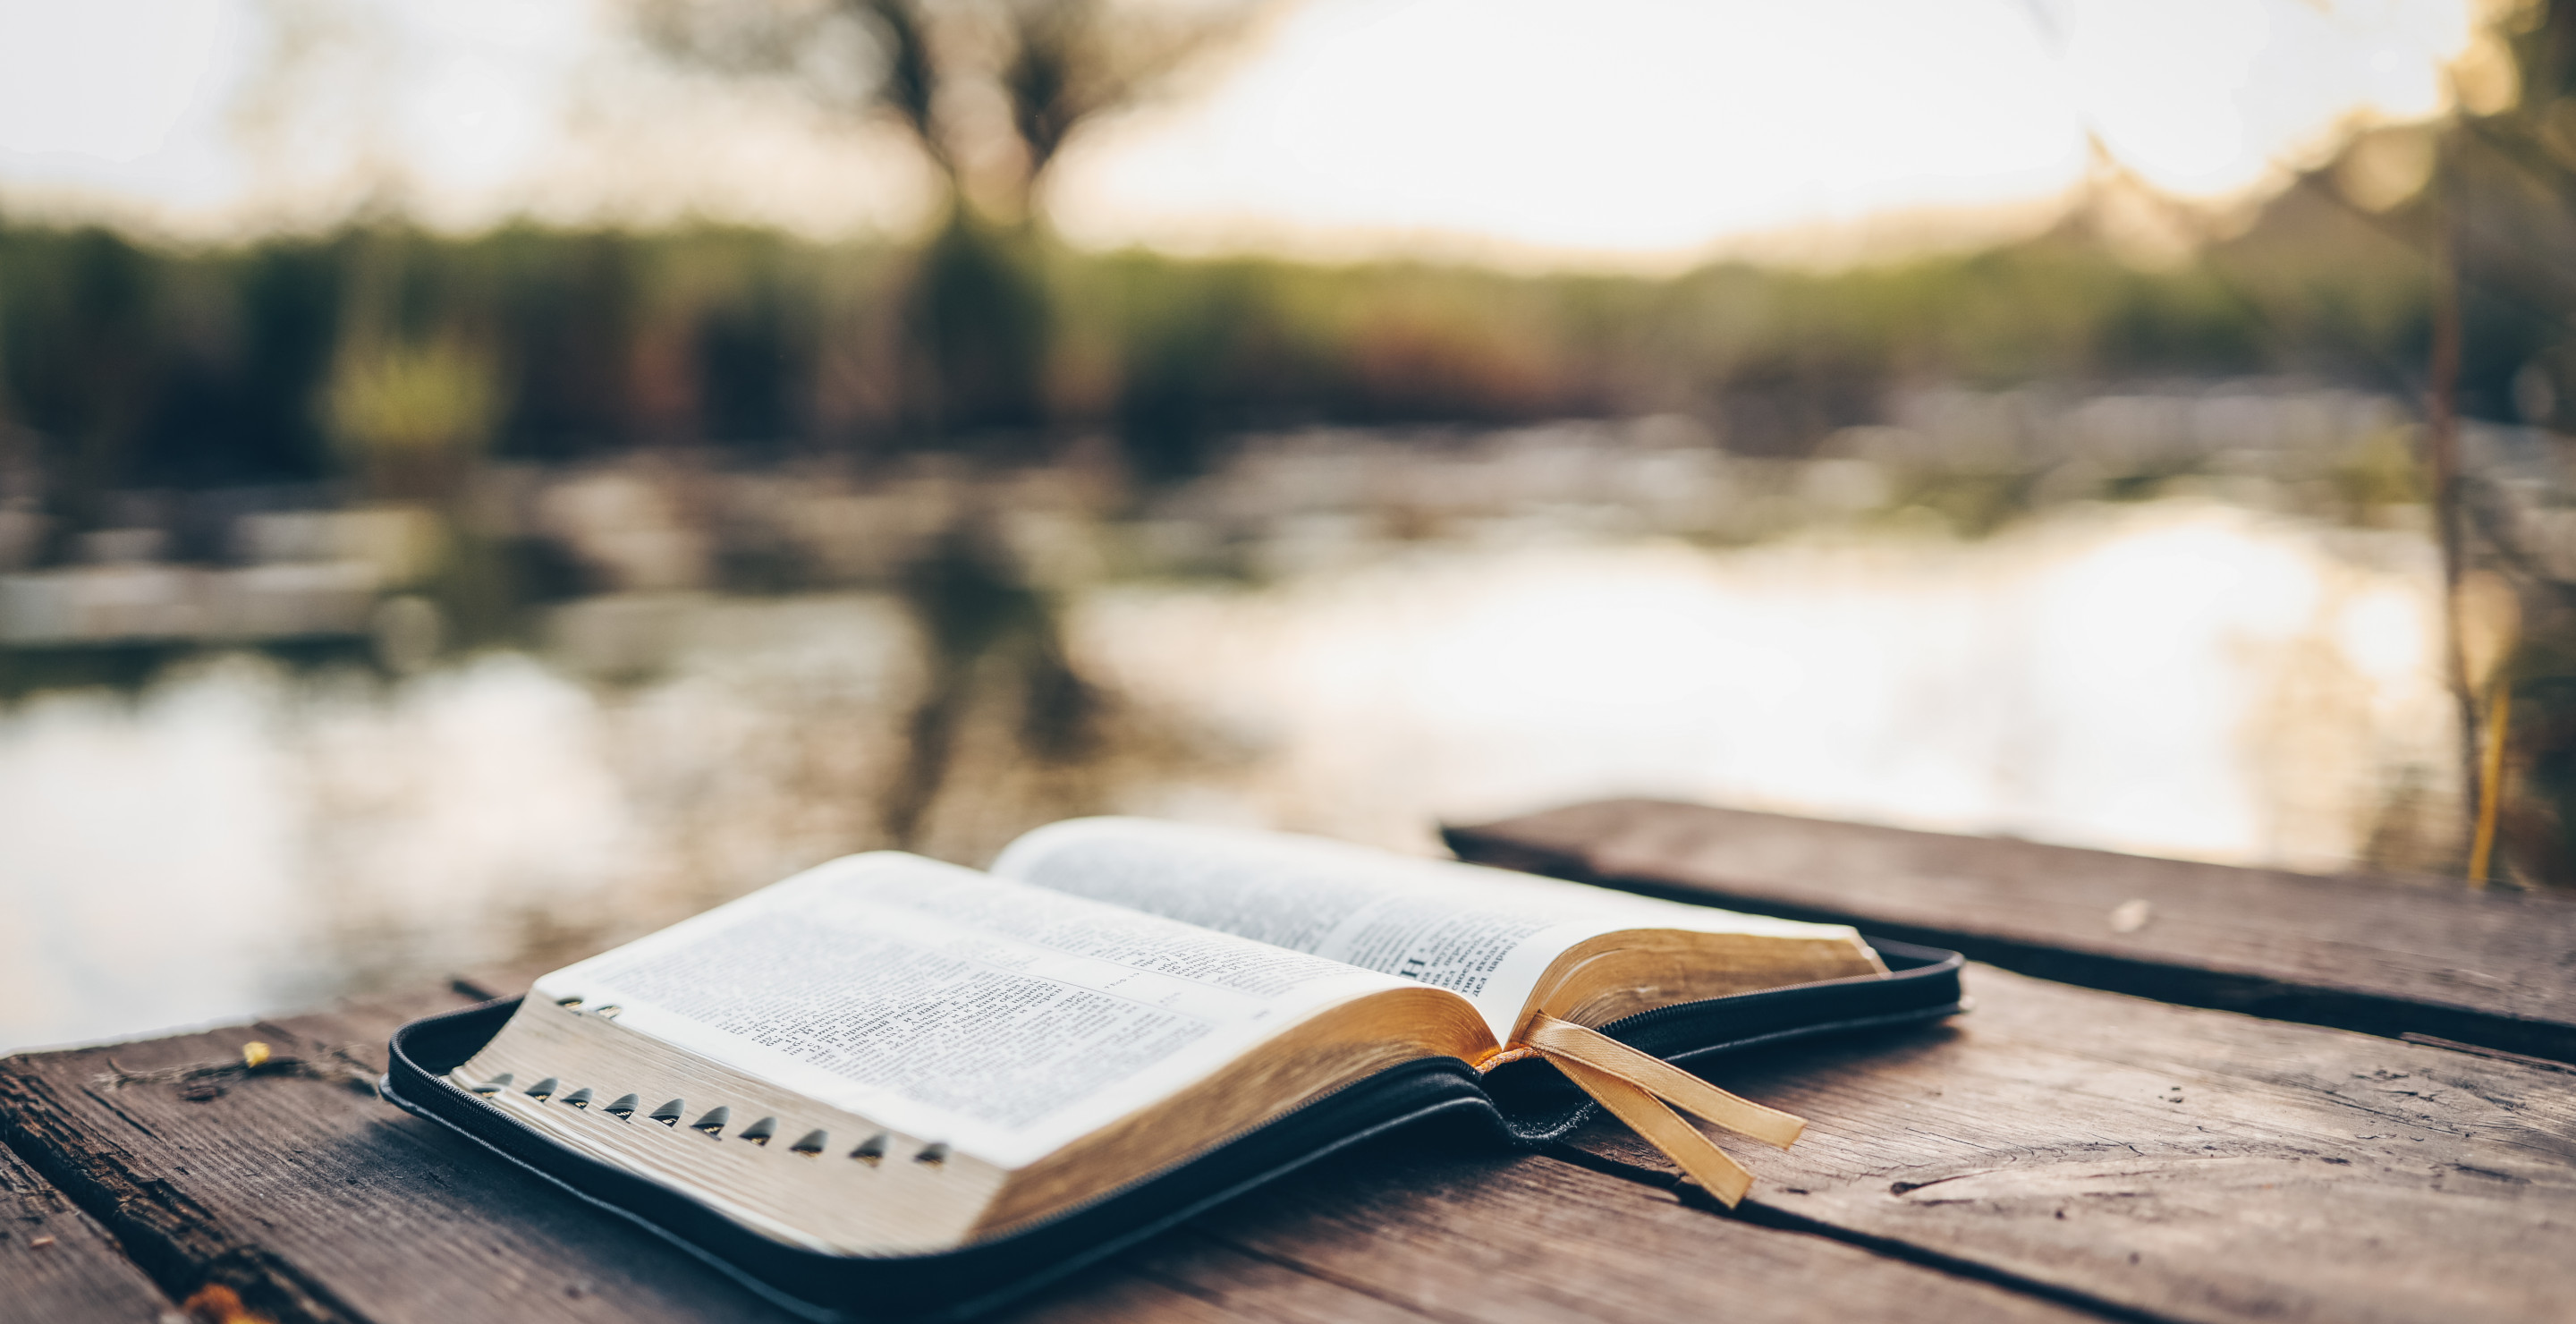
[1445,798,2576,1060]
[1013,1234,1445,1324]
[1,981,2084,1324]
[1175,1143,2092,1324]
[1554,963,2576,1324]
[0,1132,180,1323]
[1,988,815,1324]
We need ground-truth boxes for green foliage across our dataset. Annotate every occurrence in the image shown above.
[328,339,499,457]
[0,202,2443,520]
[915,216,1052,434]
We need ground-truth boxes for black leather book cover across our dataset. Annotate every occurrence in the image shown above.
[381,941,1963,1321]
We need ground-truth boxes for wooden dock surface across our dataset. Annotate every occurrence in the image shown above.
[6,799,2572,1323]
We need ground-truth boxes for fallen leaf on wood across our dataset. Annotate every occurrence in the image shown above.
[182,1283,272,1324]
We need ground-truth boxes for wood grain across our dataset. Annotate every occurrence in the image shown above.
[0,987,818,1324]
[27,802,2575,1324]
[1446,798,2576,1060]
[1174,1142,2091,1324]
[1010,1234,1443,1324]
[1,977,2080,1324]
[0,1133,178,1322]
[1556,963,2576,1324]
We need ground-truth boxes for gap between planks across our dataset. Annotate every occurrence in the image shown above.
[443,958,2576,1324]
[24,953,2570,1324]
[1541,1142,2180,1324]
[0,1130,190,1323]
[1545,963,2576,1324]
[1445,799,2576,1065]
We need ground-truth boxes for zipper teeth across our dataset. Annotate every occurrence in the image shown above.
[404,1001,1479,1257]
[404,949,1959,1258]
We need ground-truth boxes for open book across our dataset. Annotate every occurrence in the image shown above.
[396,818,1957,1315]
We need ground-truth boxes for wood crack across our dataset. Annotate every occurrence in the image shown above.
[1157,1229,1454,1322]
[90,1047,381,1102]
[77,1086,165,1144]
[1541,1142,2180,1323]
[0,1066,374,1324]
[1446,801,2576,1065]
[1724,1199,2198,1324]
[1543,1138,2189,1324]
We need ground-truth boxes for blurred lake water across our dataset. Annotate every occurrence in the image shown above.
[0,443,2459,1050]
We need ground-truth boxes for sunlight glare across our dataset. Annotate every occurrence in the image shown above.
[1050,0,2481,266]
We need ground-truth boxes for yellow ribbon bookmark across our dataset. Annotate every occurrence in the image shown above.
[1520,1013,1807,1208]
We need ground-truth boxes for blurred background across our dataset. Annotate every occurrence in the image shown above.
[4,0,2572,1050]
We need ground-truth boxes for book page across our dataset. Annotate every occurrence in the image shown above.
[531,853,1412,1169]
[991,817,1871,1040]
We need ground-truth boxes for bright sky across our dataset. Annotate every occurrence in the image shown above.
[0,0,2480,268]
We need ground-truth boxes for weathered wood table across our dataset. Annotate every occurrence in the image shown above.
[8,798,2575,1324]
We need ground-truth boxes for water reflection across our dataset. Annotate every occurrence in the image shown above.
[0,485,2453,1052]
[1076,497,2453,866]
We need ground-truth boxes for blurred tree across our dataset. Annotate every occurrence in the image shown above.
[230,242,344,480]
[1110,260,1271,480]
[638,0,1259,222]
[695,251,814,448]
[2265,0,2576,886]
[882,517,1096,847]
[2437,0,2576,887]
[632,0,1262,837]
[494,230,647,460]
[634,0,1270,437]
[326,338,499,496]
[326,228,498,501]
[3,230,160,546]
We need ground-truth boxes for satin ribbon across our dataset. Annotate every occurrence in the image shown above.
[1517,1013,1805,1207]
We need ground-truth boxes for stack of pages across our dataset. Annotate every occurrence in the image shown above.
[385,817,1964,1320]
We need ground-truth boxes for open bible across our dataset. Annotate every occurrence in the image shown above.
[382,818,1965,1320]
